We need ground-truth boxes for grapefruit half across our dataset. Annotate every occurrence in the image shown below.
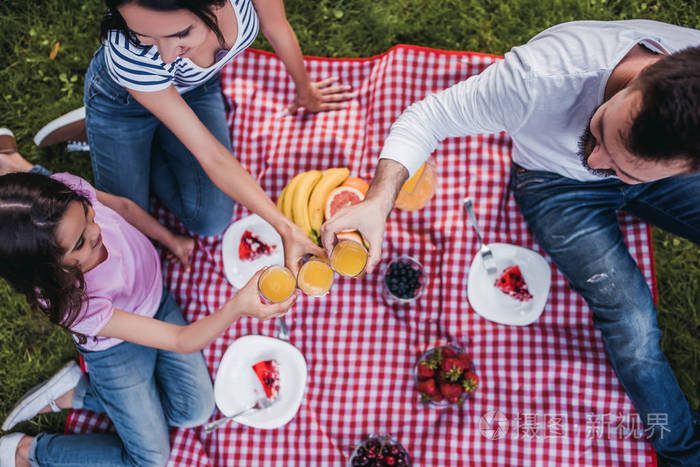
[324,186,364,220]
[341,176,370,195]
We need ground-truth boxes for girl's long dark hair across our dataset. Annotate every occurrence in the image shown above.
[100,0,228,48]
[0,173,91,343]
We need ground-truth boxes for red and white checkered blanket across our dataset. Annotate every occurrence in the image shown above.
[66,46,658,466]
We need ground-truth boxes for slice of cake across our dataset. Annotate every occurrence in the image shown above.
[494,265,533,301]
[239,230,276,261]
[252,360,280,400]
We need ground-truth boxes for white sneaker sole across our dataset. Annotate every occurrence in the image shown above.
[1,361,81,431]
[33,107,86,147]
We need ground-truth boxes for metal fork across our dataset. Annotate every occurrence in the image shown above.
[463,197,498,275]
[276,316,290,341]
[203,397,274,432]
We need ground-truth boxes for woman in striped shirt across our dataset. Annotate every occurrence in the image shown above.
[85,0,348,269]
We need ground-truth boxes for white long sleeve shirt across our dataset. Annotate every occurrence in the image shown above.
[379,20,700,182]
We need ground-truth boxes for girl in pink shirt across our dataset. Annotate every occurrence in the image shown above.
[0,147,296,466]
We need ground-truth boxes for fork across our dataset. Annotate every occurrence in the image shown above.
[463,197,498,275]
[203,397,274,432]
[276,316,290,341]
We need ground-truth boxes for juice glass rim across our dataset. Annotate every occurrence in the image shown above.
[297,257,334,297]
[330,239,368,277]
[257,265,296,303]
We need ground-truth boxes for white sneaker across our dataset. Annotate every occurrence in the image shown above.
[33,107,89,151]
[1,361,82,431]
[0,432,24,467]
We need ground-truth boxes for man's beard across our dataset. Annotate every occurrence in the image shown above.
[577,107,616,178]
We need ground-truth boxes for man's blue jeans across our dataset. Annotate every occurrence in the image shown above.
[84,47,234,236]
[28,290,215,467]
[512,166,700,464]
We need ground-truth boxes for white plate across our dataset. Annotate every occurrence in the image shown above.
[214,335,308,430]
[222,214,284,289]
[467,243,551,326]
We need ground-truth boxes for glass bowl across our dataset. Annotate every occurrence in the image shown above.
[415,344,478,409]
[348,433,411,467]
[381,256,426,306]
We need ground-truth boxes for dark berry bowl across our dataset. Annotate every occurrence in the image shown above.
[381,256,426,306]
[415,344,478,409]
[348,433,411,467]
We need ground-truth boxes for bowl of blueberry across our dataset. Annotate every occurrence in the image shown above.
[348,433,411,467]
[382,256,425,306]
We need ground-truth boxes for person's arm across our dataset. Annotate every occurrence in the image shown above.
[95,190,194,269]
[98,269,296,353]
[127,86,322,273]
[321,159,407,273]
[252,0,351,113]
[321,54,534,270]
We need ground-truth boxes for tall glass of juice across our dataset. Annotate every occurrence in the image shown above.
[257,265,296,303]
[297,257,334,297]
[330,239,368,278]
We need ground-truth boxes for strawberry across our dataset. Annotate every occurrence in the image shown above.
[423,348,443,370]
[462,371,479,392]
[440,381,463,399]
[442,347,458,358]
[447,394,461,404]
[457,353,472,371]
[417,378,439,397]
[416,361,435,379]
[441,357,466,382]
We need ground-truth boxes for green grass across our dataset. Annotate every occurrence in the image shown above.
[1,0,698,450]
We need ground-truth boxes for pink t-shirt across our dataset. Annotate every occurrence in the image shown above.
[52,173,163,351]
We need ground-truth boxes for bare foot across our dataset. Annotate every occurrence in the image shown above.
[15,435,33,467]
[0,151,33,175]
[38,388,75,414]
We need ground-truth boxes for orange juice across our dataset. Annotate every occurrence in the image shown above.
[394,157,437,211]
[330,239,368,277]
[297,257,334,297]
[258,266,296,303]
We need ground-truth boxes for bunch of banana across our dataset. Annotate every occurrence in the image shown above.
[277,167,350,244]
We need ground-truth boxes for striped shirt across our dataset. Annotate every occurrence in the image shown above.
[103,0,259,93]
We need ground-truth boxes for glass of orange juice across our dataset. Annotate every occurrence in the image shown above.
[257,265,296,303]
[297,256,334,297]
[394,156,437,211]
[330,237,368,278]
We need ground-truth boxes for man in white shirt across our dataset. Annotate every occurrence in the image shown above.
[322,20,700,464]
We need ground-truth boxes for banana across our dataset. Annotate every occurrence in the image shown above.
[307,167,350,235]
[291,170,322,242]
[276,184,288,213]
[281,172,307,221]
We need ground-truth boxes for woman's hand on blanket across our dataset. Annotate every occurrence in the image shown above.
[165,234,195,271]
[288,77,352,114]
[237,269,298,320]
[321,198,387,274]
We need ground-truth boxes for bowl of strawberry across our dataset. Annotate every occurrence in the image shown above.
[415,345,479,407]
[348,434,411,467]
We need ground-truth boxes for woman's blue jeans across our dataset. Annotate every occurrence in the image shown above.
[28,290,215,467]
[512,166,700,464]
[84,47,234,236]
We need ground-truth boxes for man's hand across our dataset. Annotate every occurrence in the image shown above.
[233,269,298,321]
[320,198,388,273]
[320,159,410,274]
